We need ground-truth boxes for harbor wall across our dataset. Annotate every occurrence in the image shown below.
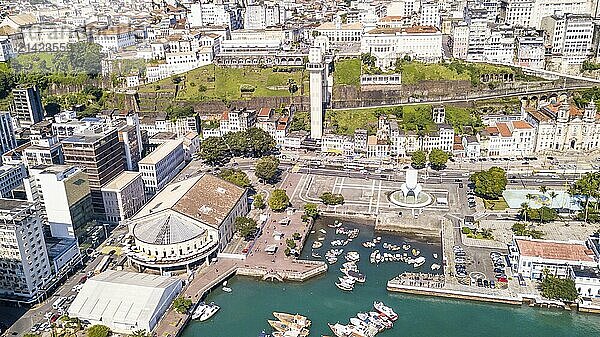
[386,282,523,306]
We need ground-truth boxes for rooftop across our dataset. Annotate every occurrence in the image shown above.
[139,140,182,165]
[102,171,142,191]
[516,238,595,262]
[133,213,206,245]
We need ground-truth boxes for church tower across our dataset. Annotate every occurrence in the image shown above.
[584,100,597,122]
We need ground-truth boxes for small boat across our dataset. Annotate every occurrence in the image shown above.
[368,311,393,329]
[335,280,354,291]
[319,229,327,234]
[433,253,438,259]
[412,248,420,256]
[431,263,441,270]
[374,301,398,321]
[198,302,220,321]
[272,312,311,328]
[326,257,338,264]
[312,241,323,249]
[338,276,356,284]
[345,251,360,262]
[413,256,426,268]
[258,330,272,337]
[345,270,366,283]
[318,236,326,241]
[311,251,322,258]
[328,323,354,337]
[222,286,232,293]
[402,243,410,250]
[191,302,207,320]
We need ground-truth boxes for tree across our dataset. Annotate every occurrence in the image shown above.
[199,137,230,165]
[523,206,557,223]
[172,296,192,314]
[411,150,427,169]
[520,202,529,223]
[131,330,149,337]
[540,271,579,302]
[549,191,558,207]
[255,156,280,183]
[87,325,111,337]
[320,192,345,205]
[569,172,600,223]
[511,222,544,239]
[469,167,507,199]
[219,169,251,188]
[235,216,257,239]
[166,105,194,120]
[269,189,289,211]
[253,193,265,209]
[428,148,449,170]
[303,203,319,220]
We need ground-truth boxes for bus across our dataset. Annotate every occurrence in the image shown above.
[94,255,111,275]
[52,297,67,310]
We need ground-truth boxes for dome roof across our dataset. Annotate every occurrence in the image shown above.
[133,213,205,245]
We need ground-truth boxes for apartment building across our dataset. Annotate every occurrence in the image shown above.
[0,111,17,154]
[11,85,44,129]
[101,171,146,224]
[138,140,185,195]
[0,164,26,198]
[541,13,594,72]
[0,199,52,301]
[220,108,257,134]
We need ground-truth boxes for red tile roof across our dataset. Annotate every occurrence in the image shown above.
[221,110,228,120]
[258,107,271,117]
[496,122,512,137]
[512,121,533,129]
[516,239,595,262]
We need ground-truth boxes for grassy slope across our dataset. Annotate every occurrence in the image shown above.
[334,58,361,86]
[139,65,307,101]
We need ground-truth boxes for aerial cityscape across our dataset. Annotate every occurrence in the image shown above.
[3,0,600,336]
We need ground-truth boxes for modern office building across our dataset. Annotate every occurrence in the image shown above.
[0,199,52,301]
[11,85,44,129]
[24,165,93,240]
[61,127,125,217]
[138,140,185,195]
[0,163,26,198]
[0,111,17,154]
[101,171,146,224]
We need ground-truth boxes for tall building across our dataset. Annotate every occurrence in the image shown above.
[11,85,44,129]
[0,163,26,198]
[138,140,185,195]
[62,127,125,217]
[118,125,141,171]
[0,111,16,154]
[0,199,52,301]
[24,165,93,240]
[307,46,325,140]
[101,171,146,224]
[541,13,594,72]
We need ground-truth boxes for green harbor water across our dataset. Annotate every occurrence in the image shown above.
[182,218,600,337]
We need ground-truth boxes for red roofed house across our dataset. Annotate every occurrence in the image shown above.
[479,120,535,157]
[510,237,597,279]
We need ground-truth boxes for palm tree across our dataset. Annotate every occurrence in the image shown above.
[549,191,558,209]
[538,186,548,224]
[520,202,530,223]
[132,329,149,337]
[539,185,548,196]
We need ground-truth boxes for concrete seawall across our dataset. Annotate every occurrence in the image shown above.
[387,282,523,305]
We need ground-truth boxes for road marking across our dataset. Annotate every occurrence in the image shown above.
[375,179,383,213]
[367,180,376,213]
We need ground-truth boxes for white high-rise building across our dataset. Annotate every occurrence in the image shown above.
[138,140,185,195]
[0,111,16,155]
[307,46,325,140]
[0,199,52,301]
[420,1,441,28]
[452,23,470,59]
[24,165,93,240]
[541,13,594,72]
[101,171,146,224]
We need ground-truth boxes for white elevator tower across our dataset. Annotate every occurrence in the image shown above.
[307,46,325,139]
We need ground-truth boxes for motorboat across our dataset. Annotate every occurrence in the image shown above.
[402,243,410,250]
[368,312,393,329]
[335,280,354,291]
[345,251,360,262]
[431,263,441,270]
[272,312,311,328]
[328,323,354,337]
[191,302,207,320]
[326,257,338,264]
[312,241,323,249]
[433,253,438,259]
[311,251,322,258]
[373,301,398,321]
[413,256,426,268]
[344,270,366,283]
[258,330,272,337]
[412,248,420,256]
[222,286,232,292]
[198,302,220,321]
[320,229,327,234]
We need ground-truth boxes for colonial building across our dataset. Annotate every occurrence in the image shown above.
[523,98,600,154]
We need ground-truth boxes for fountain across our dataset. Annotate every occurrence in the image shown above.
[388,169,433,208]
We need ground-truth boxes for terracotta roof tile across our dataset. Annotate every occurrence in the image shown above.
[516,239,595,262]
[496,122,512,137]
[511,121,533,129]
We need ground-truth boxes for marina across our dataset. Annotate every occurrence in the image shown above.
[181,218,600,336]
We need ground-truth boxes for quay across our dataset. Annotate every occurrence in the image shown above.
[154,172,327,337]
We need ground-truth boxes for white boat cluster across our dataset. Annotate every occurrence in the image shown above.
[328,302,397,337]
[336,258,366,291]
[192,302,220,321]
[325,248,343,264]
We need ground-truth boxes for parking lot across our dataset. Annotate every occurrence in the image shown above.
[452,243,510,289]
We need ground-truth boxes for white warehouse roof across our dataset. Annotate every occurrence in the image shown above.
[68,270,182,333]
